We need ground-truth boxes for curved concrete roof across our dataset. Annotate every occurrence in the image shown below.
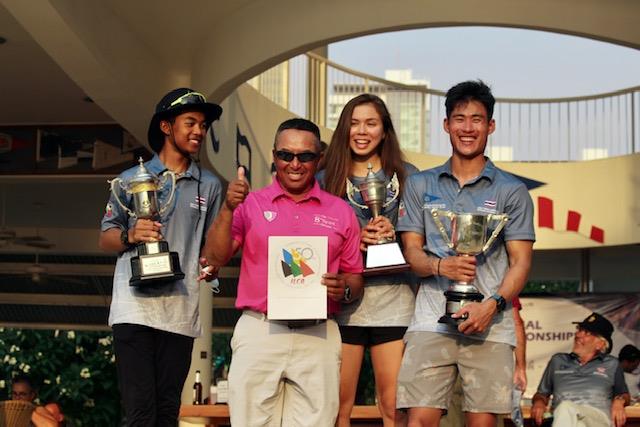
[1,0,638,146]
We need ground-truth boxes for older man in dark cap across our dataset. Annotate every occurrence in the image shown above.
[531,312,630,427]
[99,88,223,425]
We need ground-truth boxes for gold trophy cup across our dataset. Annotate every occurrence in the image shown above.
[346,164,410,276]
[431,210,509,325]
[110,158,185,287]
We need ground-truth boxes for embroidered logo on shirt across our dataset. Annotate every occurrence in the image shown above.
[313,214,338,230]
[105,202,113,218]
[263,211,277,222]
[190,196,208,212]
[398,200,406,218]
[423,193,441,203]
[484,200,497,208]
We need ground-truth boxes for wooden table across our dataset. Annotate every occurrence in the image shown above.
[180,403,640,427]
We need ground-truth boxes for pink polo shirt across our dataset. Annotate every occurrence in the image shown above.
[232,179,363,315]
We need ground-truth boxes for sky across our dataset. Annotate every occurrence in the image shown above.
[329,27,640,99]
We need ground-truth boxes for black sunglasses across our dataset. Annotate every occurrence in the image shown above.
[274,150,319,163]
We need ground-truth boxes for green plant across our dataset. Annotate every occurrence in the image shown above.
[0,328,121,426]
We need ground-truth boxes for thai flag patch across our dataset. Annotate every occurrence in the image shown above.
[190,196,208,211]
[484,200,497,209]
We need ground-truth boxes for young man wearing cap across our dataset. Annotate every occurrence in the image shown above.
[531,312,630,427]
[99,88,223,425]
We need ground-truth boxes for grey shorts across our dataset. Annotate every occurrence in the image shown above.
[396,331,514,414]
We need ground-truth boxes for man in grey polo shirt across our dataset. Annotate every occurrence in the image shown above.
[396,80,535,426]
[99,88,223,425]
[531,312,629,427]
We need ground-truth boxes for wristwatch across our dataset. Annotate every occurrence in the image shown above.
[490,293,506,312]
[120,228,132,249]
[343,285,352,302]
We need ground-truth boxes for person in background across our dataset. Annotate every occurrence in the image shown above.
[531,312,629,427]
[318,93,418,426]
[204,118,364,426]
[618,344,640,400]
[99,88,223,425]
[11,375,36,403]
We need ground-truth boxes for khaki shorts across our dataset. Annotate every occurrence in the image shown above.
[396,331,513,414]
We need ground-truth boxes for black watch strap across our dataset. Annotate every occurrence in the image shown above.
[490,293,506,312]
[120,228,131,248]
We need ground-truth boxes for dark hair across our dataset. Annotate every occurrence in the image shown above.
[273,118,321,150]
[619,344,640,361]
[12,374,35,391]
[445,80,495,120]
[321,94,407,197]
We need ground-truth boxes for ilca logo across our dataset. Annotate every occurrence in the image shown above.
[280,246,316,287]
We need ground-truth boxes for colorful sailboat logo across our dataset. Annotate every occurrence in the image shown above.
[281,248,315,277]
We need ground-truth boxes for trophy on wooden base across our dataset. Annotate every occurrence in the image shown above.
[110,158,185,287]
[346,164,410,276]
[430,210,509,325]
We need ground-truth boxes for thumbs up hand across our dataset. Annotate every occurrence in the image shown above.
[225,166,250,211]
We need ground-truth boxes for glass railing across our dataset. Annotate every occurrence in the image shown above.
[248,52,640,162]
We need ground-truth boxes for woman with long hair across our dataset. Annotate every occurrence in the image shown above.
[318,94,418,426]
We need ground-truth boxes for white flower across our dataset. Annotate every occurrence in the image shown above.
[8,357,16,365]
[80,368,91,379]
[98,337,111,346]
[9,345,19,353]
[110,355,115,363]
[3,355,9,363]
[0,380,5,389]
[44,379,51,385]
[55,375,61,385]
[36,352,43,358]
[0,327,4,332]
[54,330,59,338]
[67,331,75,339]
[104,350,110,356]
[83,399,95,408]
[23,364,30,373]
[75,346,82,354]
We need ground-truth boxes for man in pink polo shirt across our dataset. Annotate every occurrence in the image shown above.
[204,118,364,426]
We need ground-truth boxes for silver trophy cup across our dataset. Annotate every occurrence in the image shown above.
[346,163,410,276]
[431,210,509,325]
[109,158,185,287]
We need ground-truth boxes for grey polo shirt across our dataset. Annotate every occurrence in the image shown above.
[537,352,628,420]
[318,162,420,326]
[397,157,535,345]
[101,155,222,338]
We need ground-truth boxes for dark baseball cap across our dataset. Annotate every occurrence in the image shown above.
[573,312,614,353]
[147,88,222,153]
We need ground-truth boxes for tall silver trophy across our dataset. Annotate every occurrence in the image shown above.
[430,210,509,325]
[346,164,410,276]
[110,158,185,287]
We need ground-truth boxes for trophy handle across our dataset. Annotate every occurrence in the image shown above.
[382,172,400,208]
[482,214,510,253]
[430,209,455,249]
[158,170,177,216]
[109,178,135,218]
[345,178,367,210]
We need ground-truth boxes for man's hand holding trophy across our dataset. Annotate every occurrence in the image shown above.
[109,158,185,287]
[431,209,509,326]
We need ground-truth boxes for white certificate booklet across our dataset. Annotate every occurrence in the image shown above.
[267,236,328,320]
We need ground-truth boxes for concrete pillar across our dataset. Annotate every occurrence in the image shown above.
[307,46,328,128]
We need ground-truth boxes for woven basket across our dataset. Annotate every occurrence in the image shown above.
[0,400,35,427]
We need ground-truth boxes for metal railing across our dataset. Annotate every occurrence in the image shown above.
[247,52,640,162]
